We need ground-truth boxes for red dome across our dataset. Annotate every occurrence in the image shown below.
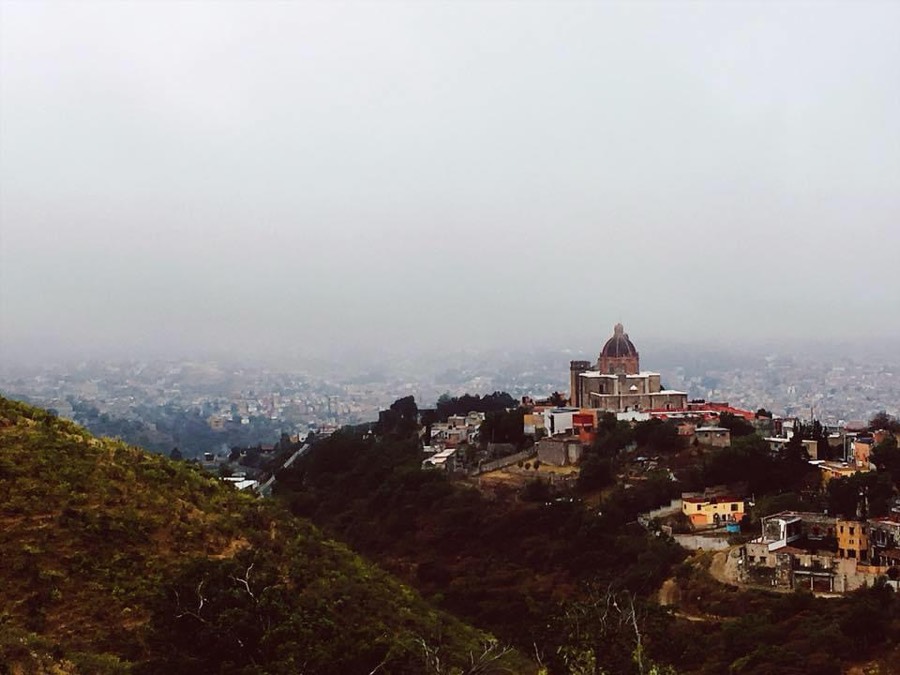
[600,323,638,359]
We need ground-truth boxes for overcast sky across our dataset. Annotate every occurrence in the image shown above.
[1,0,898,366]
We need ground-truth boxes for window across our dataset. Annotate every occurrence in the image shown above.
[840,526,844,533]
[850,527,855,535]
[697,505,701,511]
[731,503,739,512]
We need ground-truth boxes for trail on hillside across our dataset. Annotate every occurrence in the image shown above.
[657,577,716,623]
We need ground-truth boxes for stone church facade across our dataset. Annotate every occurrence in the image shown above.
[569,323,687,413]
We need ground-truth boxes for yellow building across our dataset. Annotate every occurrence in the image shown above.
[682,495,746,528]
[837,519,870,563]
[819,461,865,486]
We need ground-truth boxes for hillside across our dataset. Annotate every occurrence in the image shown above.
[0,397,530,674]
[275,410,900,675]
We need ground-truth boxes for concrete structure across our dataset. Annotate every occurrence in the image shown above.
[536,436,583,466]
[870,515,900,567]
[541,407,579,437]
[523,412,544,437]
[740,511,899,593]
[852,437,875,469]
[423,448,458,471]
[694,426,731,448]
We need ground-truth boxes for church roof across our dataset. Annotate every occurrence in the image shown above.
[600,323,638,359]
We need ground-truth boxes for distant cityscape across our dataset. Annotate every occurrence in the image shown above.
[0,339,896,458]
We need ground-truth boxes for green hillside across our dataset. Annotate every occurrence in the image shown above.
[0,397,530,674]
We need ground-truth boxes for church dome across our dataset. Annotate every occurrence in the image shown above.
[600,323,638,359]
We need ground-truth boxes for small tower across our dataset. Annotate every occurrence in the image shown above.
[569,360,591,408]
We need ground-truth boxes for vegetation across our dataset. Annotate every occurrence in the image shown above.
[684,434,818,496]
[717,411,755,438]
[434,392,518,422]
[479,408,527,446]
[870,411,900,434]
[63,396,284,457]
[275,422,686,673]
[0,396,527,674]
[6,392,899,674]
[278,396,900,674]
[662,561,900,675]
[873,433,900,488]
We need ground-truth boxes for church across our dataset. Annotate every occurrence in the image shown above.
[568,323,687,413]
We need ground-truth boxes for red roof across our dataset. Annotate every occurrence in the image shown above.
[683,495,744,504]
[647,402,755,421]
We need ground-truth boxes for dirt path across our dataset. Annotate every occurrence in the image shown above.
[658,577,678,606]
[657,577,717,623]
[708,548,733,585]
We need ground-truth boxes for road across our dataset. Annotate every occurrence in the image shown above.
[258,443,310,497]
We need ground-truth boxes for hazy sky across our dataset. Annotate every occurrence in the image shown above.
[2,0,898,365]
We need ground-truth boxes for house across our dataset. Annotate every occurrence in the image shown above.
[681,494,746,528]
[541,407,579,437]
[694,426,731,448]
[741,511,839,591]
[222,475,260,492]
[818,459,868,486]
[852,437,875,469]
[422,448,457,472]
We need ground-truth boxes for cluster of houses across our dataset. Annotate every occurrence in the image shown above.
[740,510,900,592]
[523,399,758,467]
[421,412,485,471]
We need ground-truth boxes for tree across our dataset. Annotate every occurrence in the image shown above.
[871,434,900,487]
[521,478,550,502]
[593,420,634,458]
[434,392,516,422]
[869,411,900,433]
[479,409,525,447]
[718,412,755,438]
[577,456,613,493]
[634,419,682,454]
[169,447,183,461]
[548,586,678,675]
[549,392,568,407]
[375,396,419,438]
[827,471,894,519]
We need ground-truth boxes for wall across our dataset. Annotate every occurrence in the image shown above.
[472,448,536,475]
[672,534,731,551]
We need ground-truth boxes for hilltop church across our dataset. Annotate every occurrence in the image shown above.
[568,323,687,413]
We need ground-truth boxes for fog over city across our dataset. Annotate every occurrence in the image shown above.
[2,1,898,367]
